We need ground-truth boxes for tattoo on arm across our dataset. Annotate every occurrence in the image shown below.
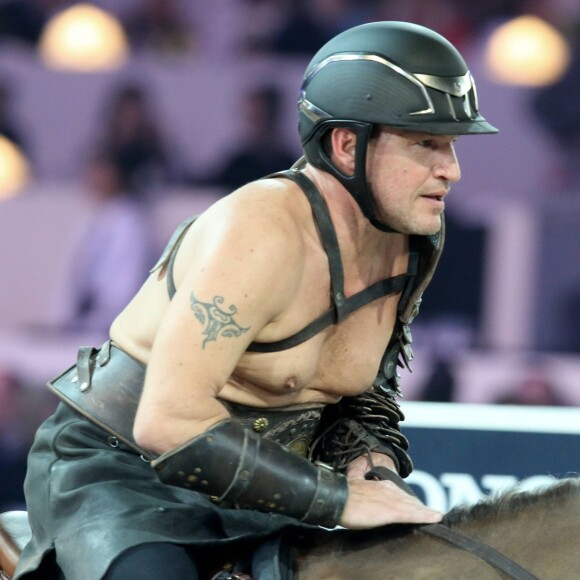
[190,292,250,349]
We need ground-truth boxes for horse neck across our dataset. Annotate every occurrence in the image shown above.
[294,526,503,579]
[444,480,580,579]
[295,479,580,579]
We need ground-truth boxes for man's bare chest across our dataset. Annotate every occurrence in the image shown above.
[228,291,400,406]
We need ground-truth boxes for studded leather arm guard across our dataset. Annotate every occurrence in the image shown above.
[151,419,348,528]
[314,388,413,478]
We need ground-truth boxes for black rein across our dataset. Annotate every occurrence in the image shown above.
[365,467,539,580]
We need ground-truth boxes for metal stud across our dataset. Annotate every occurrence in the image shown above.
[253,418,269,432]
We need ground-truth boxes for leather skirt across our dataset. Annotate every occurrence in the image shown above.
[15,343,323,579]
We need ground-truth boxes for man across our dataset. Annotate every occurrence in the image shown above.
[15,21,497,580]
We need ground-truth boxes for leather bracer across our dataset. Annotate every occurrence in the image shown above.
[314,389,413,477]
[151,419,348,528]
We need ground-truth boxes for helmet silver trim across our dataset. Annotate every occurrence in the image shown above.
[301,53,435,116]
[413,72,472,97]
[297,94,331,123]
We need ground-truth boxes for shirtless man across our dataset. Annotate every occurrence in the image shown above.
[15,21,497,580]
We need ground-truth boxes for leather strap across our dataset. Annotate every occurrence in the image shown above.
[247,274,408,353]
[47,342,153,459]
[76,346,98,393]
[290,169,347,322]
[149,214,198,299]
[365,467,539,580]
[419,525,539,580]
[248,169,415,352]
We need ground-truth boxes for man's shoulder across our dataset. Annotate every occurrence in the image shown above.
[174,180,309,304]
[187,178,309,266]
[207,178,307,238]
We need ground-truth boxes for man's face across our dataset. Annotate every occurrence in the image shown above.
[366,127,461,235]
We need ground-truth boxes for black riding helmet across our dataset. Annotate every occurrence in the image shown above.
[298,21,498,232]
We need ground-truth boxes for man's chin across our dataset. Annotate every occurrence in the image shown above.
[415,214,443,236]
[386,220,442,236]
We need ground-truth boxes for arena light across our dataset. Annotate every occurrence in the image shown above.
[0,136,29,200]
[484,15,571,86]
[39,4,129,72]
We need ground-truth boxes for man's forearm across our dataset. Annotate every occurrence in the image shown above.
[152,419,348,527]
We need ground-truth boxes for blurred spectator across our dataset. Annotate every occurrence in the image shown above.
[420,358,458,402]
[204,84,297,191]
[370,0,472,49]
[57,152,155,337]
[0,77,29,153]
[413,316,472,403]
[309,0,375,38]
[494,365,569,406]
[241,0,292,54]
[122,0,196,57]
[95,82,170,200]
[242,0,370,55]
[266,0,335,56]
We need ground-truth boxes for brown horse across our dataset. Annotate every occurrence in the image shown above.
[1,478,578,579]
[294,477,580,579]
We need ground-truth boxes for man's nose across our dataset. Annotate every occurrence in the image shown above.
[435,150,461,183]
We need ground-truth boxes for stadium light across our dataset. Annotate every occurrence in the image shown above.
[0,136,29,200]
[39,4,129,72]
[484,15,571,86]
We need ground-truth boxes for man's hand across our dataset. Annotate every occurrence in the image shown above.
[341,451,442,529]
[339,478,443,529]
[346,451,397,481]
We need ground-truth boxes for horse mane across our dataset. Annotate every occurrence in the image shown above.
[442,476,580,528]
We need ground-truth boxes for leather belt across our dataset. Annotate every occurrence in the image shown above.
[48,341,325,462]
[47,341,155,460]
[222,401,323,458]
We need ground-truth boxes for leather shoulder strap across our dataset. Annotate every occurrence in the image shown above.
[149,215,198,299]
[282,169,347,321]
[248,168,413,352]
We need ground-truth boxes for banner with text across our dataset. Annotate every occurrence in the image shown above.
[400,402,580,511]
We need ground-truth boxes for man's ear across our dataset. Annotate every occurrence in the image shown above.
[329,128,357,176]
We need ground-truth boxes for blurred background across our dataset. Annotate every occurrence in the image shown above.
[1,0,580,509]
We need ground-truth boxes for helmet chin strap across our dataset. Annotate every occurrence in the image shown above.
[313,123,402,234]
[369,215,399,233]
